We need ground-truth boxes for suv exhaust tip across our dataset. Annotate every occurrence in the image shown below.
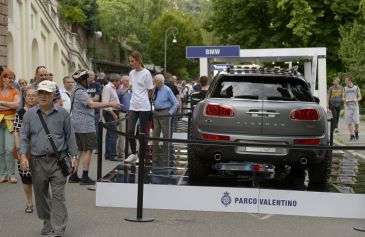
[213,152,222,161]
[299,157,308,165]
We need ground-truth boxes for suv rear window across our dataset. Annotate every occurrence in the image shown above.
[211,75,313,102]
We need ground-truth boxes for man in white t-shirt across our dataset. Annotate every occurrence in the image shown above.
[124,51,154,163]
[60,76,75,113]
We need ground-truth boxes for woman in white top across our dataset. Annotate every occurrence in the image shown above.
[124,51,154,163]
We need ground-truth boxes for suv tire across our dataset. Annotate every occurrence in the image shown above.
[188,145,207,182]
[307,150,332,192]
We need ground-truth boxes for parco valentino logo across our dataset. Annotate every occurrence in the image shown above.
[221,191,232,207]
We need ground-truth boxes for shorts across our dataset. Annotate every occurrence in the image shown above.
[17,161,32,184]
[75,133,97,151]
[345,103,360,125]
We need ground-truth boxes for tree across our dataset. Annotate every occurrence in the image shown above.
[148,11,203,79]
[206,0,359,72]
[339,0,365,95]
[58,0,95,31]
[97,0,170,62]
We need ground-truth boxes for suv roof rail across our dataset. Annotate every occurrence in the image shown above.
[226,66,301,77]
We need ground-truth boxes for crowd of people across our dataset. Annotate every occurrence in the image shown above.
[0,51,208,237]
[327,76,362,140]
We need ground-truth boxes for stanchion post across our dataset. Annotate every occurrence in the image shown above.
[97,120,103,180]
[329,118,334,147]
[124,116,129,158]
[187,112,192,139]
[125,133,154,222]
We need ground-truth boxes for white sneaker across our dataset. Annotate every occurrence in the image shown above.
[125,154,139,163]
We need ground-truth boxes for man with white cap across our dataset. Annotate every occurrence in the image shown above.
[19,80,79,237]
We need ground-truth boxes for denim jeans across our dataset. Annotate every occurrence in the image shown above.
[103,112,118,160]
[329,105,340,129]
[127,110,150,154]
[0,124,16,179]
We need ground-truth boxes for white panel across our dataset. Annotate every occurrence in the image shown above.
[96,183,365,219]
[317,58,327,109]
[199,58,209,77]
[259,189,365,219]
[304,61,312,92]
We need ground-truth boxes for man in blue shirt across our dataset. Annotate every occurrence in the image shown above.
[117,75,132,158]
[152,74,179,169]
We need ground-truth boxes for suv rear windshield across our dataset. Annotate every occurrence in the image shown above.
[210,75,313,102]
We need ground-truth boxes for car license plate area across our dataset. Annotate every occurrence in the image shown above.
[235,140,288,155]
[246,147,276,153]
[236,146,276,153]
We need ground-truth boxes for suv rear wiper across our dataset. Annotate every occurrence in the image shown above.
[234,95,259,99]
[266,96,297,101]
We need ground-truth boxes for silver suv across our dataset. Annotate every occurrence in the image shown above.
[189,66,331,191]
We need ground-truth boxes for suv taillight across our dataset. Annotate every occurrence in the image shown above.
[202,134,230,141]
[289,108,319,121]
[293,139,320,145]
[204,103,234,117]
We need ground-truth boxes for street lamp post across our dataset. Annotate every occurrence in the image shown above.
[164,26,178,74]
[92,0,97,71]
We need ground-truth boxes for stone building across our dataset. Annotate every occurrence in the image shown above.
[0,0,7,67]
[7,0,89,85]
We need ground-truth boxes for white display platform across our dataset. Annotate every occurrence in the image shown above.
[96,183,365,219]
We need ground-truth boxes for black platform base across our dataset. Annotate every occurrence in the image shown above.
[353,225,365,232]
[125,217,155,222]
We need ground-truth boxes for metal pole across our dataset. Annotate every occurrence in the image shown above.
[124,115,129,158]
[92,0,97,71]
[164,30,167,74]
[187,112,192,140]
[329,118,334,147]
[163,27,178,74]
[97,120,103,180]
[125,133,154,222]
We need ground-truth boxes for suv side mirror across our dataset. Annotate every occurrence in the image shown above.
[313,96,320,104]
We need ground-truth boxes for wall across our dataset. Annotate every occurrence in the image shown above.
[7,0,90,86]
[0,0,7,67]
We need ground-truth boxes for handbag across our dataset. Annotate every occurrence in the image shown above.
[36,111,72,176]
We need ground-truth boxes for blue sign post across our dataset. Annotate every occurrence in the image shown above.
[186,45,240,58]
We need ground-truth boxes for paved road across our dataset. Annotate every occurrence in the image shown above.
[1,154,364,237]
[1,117,365,237]
[334,117,365,159]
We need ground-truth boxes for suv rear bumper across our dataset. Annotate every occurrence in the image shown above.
[192,143,327,165]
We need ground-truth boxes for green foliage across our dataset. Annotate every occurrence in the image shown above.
[148,11,203,80]
[206,0,360,71]
[339,20,365,95]
[97,0,169,62]
[58,0,95,30]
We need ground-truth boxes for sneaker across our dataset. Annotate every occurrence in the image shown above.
[68,174,81,183]
[350,134,356,141]
[125,154,139,163]
[53,230,64,237]
[80,176,95,185]
[355,130,359,140]
[41,220,53,235]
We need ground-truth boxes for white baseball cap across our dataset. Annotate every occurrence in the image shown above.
[37,80,56,93]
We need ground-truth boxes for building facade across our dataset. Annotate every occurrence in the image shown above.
[0,0,7,67]
[7,0,89,85]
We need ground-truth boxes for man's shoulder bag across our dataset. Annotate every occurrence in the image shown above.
[36,111,72,176]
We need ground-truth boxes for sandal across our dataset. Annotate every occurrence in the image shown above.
[25,205,33,213]
[8,178,17,184]
[0,178,7,183]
